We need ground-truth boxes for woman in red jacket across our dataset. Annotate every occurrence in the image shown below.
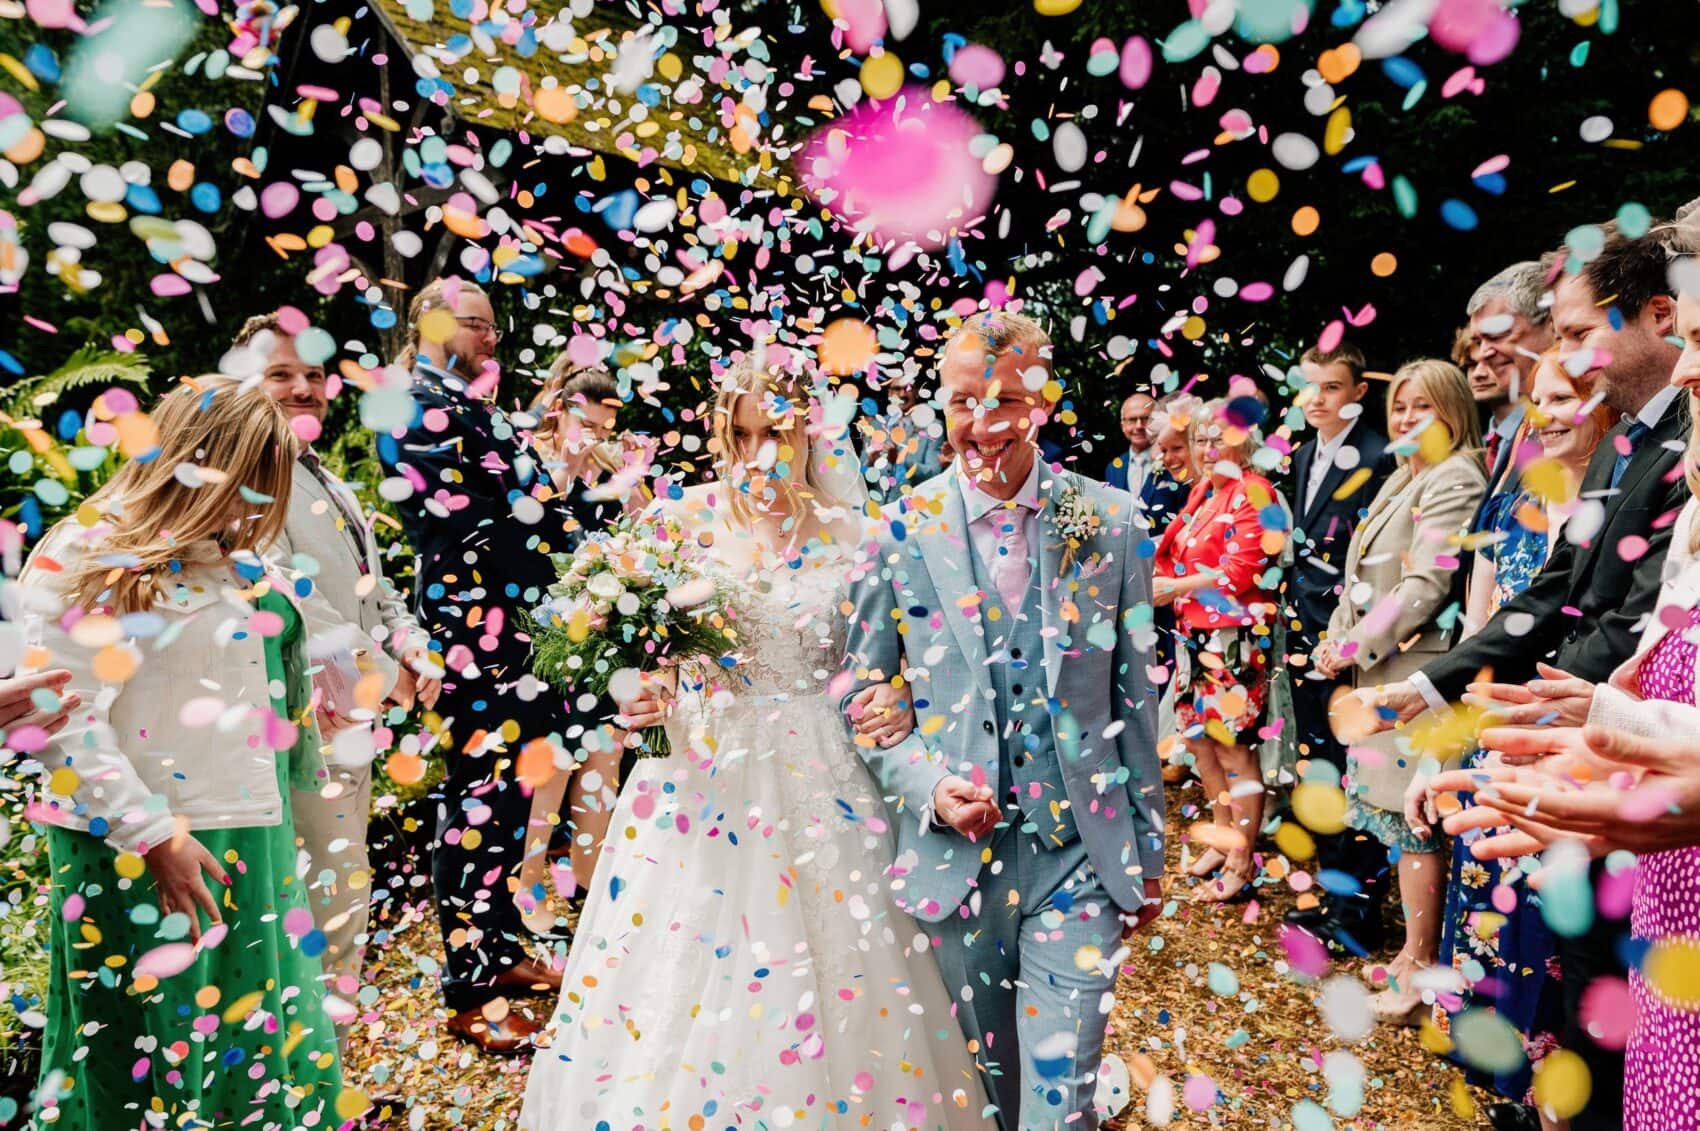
[1154,396,1283,903]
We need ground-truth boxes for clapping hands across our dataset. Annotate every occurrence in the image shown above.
[1427,724,1700,861]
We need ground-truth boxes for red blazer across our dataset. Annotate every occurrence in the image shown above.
[1154,471,1278,632]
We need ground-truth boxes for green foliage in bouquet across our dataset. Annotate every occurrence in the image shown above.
[528,517,742,758]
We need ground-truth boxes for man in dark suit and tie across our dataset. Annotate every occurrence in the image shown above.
[1358,224,1687,1131]
[1278,341,1391,949]
[1105,390,1156,494]
[378,277,571,1052]
[1466,261,1552,495]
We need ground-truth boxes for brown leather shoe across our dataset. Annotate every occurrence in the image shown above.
[490,955,563,995]
[443,1006,542,1054]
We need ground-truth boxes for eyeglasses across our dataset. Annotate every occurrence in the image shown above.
[455,316,503,342]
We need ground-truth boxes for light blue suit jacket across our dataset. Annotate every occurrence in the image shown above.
[841,463,1165,919]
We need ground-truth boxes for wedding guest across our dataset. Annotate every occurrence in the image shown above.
[1435,245,1700,1131]
[1357,223,1687,1130]
[1467,261,1552,491]
[1280,341,1392,951]
[1154,396,1279,903]
[20,377,344,1128]
[514,358,631,938]
[1314,359,1485,1007]
[1424,350,1614,1120]
[379,277,569,1052]
[1106,390,1157,495]
[1139,394,1197,533]
[229,311,440,1048]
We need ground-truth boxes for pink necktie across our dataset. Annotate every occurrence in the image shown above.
[989,505,1031,610]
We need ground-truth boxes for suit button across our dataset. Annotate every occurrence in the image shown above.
[1011,647,1023,659]
[1013,753,1027,767]
[982,720,995,734]
[1012,683,1023,696]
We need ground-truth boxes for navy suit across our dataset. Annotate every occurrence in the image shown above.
[1104,447,1148,494]
[1285,423,1391,933]
[1138,468,1188,535]
[378,364,575,1010]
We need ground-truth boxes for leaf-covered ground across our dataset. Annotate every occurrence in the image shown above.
[342,782,1490,1129]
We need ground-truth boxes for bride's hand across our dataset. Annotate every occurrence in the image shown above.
[615,669,676,731]
[848,682,916,748]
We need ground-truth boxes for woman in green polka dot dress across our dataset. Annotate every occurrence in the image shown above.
[18,379,347,1130]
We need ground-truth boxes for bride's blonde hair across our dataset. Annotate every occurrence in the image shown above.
[63,375,298,613]
[708,358,855,530]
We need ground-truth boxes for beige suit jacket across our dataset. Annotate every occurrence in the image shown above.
[273,455,429,741]
[1328,450,1487,810]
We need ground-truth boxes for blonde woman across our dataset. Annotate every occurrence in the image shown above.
[1313,358,1486,1022]
[21,378,344,1128]
[519,360,986,1129]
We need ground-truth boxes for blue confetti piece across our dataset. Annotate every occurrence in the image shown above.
[1440,198,1478,231]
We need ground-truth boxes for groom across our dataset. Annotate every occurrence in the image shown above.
[842,310,1165,1129]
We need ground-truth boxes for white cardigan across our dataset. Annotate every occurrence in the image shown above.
[1588,497,1700,737]
[17,521,311,853]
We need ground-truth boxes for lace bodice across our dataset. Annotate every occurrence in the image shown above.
[695,545,851,698]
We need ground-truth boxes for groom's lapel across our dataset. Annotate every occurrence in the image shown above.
[911,475,990,674]
[1037,470,1068,699]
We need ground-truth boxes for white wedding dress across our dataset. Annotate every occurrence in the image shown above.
[519,545,990,1131]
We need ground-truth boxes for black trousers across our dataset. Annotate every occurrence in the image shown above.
[1558,860,1627,1131]
[1291,663,1388,925]
[429,687,554,1012]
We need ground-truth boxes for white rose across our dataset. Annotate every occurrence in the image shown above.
[586,572,626,602]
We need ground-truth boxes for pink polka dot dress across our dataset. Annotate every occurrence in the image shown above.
[1626,603,1700,1131]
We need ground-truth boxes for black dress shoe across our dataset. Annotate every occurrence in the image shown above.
[1485,1102,1542,1131]
[1284,903,1331,929]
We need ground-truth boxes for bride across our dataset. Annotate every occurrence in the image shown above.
[519,360,990,1130]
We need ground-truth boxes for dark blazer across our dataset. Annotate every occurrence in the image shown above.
[377,365,573,735]
[1286,424,1391,642]
[1105,449,1141,493]
[1420,395,1693,698]
[1138,468,1189,534]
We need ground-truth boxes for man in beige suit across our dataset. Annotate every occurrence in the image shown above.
[229,312,442,1043]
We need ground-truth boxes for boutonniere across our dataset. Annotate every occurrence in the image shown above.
[1050,484,1102,572]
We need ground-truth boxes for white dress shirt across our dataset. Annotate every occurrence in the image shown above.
[1124,448,1151,496]
[1304,420,1358,514]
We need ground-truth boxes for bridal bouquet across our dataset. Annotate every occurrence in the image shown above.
[529,515,741,758]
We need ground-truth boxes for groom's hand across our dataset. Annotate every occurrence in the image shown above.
[1121,879,1164,939]
[931,775,998,839]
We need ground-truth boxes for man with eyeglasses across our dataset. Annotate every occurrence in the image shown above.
[377,276,576,1053]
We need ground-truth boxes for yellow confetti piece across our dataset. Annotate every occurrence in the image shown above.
[1449,1074,1477,1119]
[48,768,80,797]
[1074,945,1102,971]
[1034,0,1083,13]
[1290,782,1347,835]
[222,991,266,1024]
[1247,168,1280,203]
[1323,105,1351,155]
[1532,1049,1592,1118]
[1273,820,1315,861]
[335,1088,372,1121]
[0,52,40,91]
[1643,937,1700,1008]
[860,53,904,100]
[417,307,458,345]
[1519,456,1573,504]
